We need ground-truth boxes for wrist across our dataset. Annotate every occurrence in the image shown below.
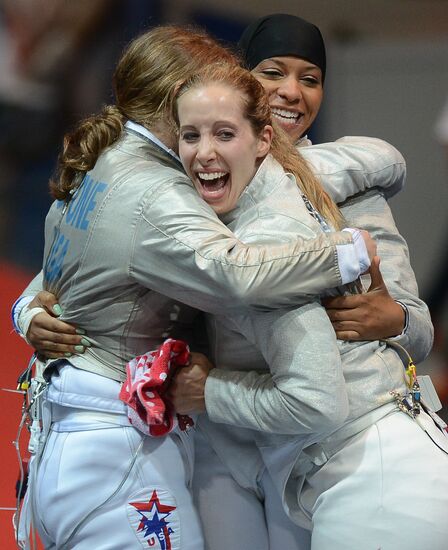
[392,301,408,336]
[17,305,46,343]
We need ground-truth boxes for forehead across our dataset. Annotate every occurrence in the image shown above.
[178,83,247,122]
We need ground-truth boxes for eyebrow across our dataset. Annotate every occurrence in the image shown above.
[180,121,238,130]
[263,57,320,72]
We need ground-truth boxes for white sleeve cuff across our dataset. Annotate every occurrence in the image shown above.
[387,301,409,339]
[337,228,371,284]
[11,295,34,335]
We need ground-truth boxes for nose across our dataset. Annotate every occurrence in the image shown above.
[196,137,216,164]
[276,77,302,103]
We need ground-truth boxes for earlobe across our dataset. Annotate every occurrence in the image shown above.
[257,125,273,158]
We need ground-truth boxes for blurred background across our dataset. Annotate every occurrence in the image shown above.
[0,1,447,546]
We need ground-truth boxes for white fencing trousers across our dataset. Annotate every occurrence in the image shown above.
[193,429,311,550]
[32,404,203,550]
[296,409,448,550]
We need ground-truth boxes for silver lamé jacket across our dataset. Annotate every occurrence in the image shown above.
[199,151,432,505]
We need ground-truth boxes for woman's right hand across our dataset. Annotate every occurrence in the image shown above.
[166,352,214,415]
[26,291,86,359]
[323,257,406,341]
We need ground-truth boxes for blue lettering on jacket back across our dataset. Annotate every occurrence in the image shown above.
[44,176,107,286]
[66,175,107,230]
[44,232,70,286]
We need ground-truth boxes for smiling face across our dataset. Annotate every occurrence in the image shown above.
[251,56,323,143]
[177,84,272,214]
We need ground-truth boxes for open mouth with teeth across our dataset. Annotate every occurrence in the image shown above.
[196,171,230,203]
[271,108,303,126]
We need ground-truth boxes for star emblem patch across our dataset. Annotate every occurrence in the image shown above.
[127,488,180,549]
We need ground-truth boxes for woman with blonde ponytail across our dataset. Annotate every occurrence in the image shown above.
[169,62,448,550]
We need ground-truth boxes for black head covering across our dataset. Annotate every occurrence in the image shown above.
[238,13,326,82]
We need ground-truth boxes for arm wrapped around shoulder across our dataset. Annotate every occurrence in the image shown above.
[301,136,406,203]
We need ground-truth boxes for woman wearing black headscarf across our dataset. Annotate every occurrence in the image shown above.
[239,13,326,145]
[239,13,431,382]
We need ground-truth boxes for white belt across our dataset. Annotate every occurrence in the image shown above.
[50,402,132,431]
[300,401,398,470]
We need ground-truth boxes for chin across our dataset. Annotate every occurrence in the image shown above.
[279,126,301,144]
[213,202,231,215]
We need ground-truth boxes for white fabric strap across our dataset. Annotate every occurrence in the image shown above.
[17,305,46,344]
[51,404,131,431]
[339,228,370,282]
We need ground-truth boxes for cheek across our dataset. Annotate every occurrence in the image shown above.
[267,87,278,102]
[256,80,277,99]
[308,90,323,114]
[179,145,192,168]
[178,143,186,160]
[233,153,257,194]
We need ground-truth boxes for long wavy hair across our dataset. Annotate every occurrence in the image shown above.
[172,63,344,229]
[50,26,238,200]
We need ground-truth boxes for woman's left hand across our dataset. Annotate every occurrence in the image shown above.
[167,352,214,415]
[322,256,405,341]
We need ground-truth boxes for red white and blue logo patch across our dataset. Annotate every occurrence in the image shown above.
[127,488,180,549]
